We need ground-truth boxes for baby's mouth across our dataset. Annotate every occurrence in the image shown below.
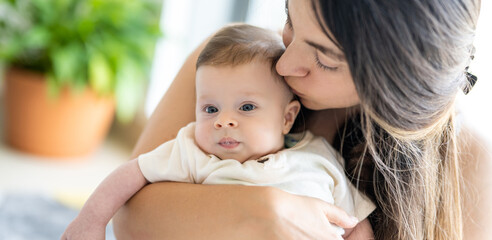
[218,137,240,149]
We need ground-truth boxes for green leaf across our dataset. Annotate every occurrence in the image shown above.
[51,43,84,85]
[23,26,51,49]
[114,58,145,123]
[76,18,95,40]
[0,38,22,59]
[89,51,113,94]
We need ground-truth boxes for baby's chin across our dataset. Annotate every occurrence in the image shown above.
[196,144,248,163]
[215,153,259,164]
[215,146,284,163]
[217,154,249,164]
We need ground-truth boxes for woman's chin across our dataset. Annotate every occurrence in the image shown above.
[299,99,327,110]
[300,98,360,111]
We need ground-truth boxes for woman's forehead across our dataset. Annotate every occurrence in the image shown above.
[286,0,345,60]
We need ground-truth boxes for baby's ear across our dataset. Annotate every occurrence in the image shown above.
[283,100,301,134]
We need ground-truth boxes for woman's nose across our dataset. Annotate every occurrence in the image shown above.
[276,41,309,77]
[214,114,238,129]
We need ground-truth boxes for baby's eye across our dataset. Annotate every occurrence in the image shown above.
[204,106,219,114]
[239,104,256,111]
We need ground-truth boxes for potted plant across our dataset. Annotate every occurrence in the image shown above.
[0,0,161,157]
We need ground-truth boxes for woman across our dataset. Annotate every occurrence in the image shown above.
[113,0,491,239]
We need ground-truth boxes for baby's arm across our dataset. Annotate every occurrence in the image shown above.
[61,159,147,240]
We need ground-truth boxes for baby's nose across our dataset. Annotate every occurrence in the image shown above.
[214,115,238,129]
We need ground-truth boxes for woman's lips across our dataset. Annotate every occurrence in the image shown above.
[218,137,240,149]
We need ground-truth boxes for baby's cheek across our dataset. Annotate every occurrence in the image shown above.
[194,126,212,154]
[255,126,284,151]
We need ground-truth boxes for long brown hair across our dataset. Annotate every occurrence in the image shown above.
[313,0,481,239]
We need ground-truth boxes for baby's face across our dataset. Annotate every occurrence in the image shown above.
[195,60,297,163]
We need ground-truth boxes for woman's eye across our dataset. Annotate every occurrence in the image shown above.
[205,106,218,114]
[315,54,338,71]
[240,104,256,111]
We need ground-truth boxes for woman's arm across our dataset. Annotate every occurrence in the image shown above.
[113,182,358,240]
[459,125,492,239]
[113,183,273,240]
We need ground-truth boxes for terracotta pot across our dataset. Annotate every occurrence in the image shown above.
[4,67,115,158]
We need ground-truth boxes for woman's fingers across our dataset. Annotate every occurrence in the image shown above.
[316,198,358,229]
[267,188,354,239]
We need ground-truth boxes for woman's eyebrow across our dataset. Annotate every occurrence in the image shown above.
[305,40,345,62]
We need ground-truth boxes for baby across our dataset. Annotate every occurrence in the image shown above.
[62,24,374,239]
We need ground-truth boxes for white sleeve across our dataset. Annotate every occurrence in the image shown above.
[333,151,376,221]
[320,138,377,221]
[348,183,376,221]
[137,123,197,183]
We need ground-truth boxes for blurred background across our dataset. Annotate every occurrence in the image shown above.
[0,0,490,239]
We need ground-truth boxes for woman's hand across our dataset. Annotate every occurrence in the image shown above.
[113,182,358,240]
[258,187,359,240]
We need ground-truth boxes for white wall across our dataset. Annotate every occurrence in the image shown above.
[458,0,492,138]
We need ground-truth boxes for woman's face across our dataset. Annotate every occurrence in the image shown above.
[276,0,360,110]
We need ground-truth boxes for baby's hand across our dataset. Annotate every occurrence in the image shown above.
[61,216,106,240]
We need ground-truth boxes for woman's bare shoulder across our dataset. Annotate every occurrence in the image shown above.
[458,121,492,239]
[457,122,492,163]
